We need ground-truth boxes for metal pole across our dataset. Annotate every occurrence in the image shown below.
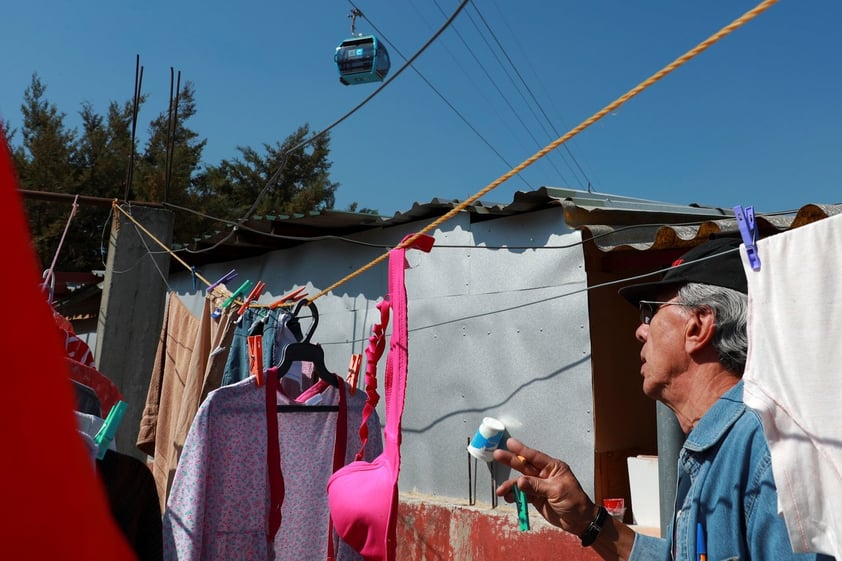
[656,401,684,538]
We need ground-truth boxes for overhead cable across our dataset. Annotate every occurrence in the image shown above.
[232,0,473,226]
[469,0,595,188]
[304,0,781,304]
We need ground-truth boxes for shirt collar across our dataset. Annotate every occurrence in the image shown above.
[683,380,745,452]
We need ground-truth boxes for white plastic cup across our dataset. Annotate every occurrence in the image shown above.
[467,417,506,462]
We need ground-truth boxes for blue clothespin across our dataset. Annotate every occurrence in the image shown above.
[191,266,197,291]
[94,401,127,460]
[734,205,761,271]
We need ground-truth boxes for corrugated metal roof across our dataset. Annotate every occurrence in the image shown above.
[578,202,842,252]
[174,187,842,265]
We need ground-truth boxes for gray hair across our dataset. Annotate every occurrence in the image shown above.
[676,282,748,375]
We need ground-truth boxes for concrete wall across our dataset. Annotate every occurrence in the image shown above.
[96,205,172,460]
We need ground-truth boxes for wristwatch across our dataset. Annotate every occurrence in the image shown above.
[579,505,609,547]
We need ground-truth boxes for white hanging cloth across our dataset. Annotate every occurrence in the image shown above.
[741,213,842,559]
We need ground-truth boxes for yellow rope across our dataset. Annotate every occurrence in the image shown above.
[113,202,297,308]
[110,0,777,305]
[307,0,779,303]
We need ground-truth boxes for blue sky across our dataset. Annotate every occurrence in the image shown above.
[2,0,839,216]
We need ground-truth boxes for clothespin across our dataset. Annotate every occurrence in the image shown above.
[268,287,308,309]
[734,205,761,271]
[237,280,267,316]
[346,353,363,395]
[191,266,197,291]
[212,279,253,319]
[207,269,238,293]
[221,279,253,309]
[94,401,128,460]
[248,335,265,387]
[513,485,531,531]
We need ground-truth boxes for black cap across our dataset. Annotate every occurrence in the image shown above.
[618,237,748,305]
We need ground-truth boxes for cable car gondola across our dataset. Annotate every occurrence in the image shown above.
[334,9,390,86]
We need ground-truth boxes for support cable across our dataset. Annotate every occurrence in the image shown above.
[305,0,779,303]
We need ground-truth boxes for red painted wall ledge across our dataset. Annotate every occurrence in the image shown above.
[396,494,604,561]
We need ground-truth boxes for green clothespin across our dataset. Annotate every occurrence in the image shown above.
[221,279,253,310]
[513,485,530,531]
[212,279,253,319]
[94,401,127,460]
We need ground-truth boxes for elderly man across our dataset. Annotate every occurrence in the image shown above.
[494,237,834,561]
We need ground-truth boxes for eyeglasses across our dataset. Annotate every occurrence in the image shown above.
[638,300,690,325]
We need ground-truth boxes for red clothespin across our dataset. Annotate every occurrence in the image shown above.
[346,353,363,395]
[268,287,308,309]
[237,280,267,316]
[248,335,265,387]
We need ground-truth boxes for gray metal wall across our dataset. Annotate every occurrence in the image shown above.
[169,207,595,502]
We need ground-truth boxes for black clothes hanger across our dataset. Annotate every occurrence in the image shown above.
[275,300,340,389]
[283,311,304,342]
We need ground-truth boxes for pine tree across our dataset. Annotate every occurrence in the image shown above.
[9,74,344,269]
[16,74,79,271]
[65,100,138,270]
[195,124,339,224]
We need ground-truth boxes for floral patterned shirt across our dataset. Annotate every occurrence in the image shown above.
[163,376,382,561]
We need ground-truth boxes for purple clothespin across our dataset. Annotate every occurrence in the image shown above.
[208,269,238,293]
[734,205,761,271]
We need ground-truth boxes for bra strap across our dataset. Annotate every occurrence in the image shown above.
[384,234,435,452]
[379,234,434,561]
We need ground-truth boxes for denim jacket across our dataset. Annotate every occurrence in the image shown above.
[630,381,834,561]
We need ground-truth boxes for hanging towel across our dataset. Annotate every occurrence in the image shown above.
[742,213,842,559]
[171,295,237,465]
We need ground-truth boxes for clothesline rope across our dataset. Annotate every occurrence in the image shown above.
[42,193,80,303]
[308,0,778,303]
[112,203,298,309]
[113,0,778,306]
[112,201,212,289]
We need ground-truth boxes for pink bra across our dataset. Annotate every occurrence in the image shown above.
[327,234,434,561]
